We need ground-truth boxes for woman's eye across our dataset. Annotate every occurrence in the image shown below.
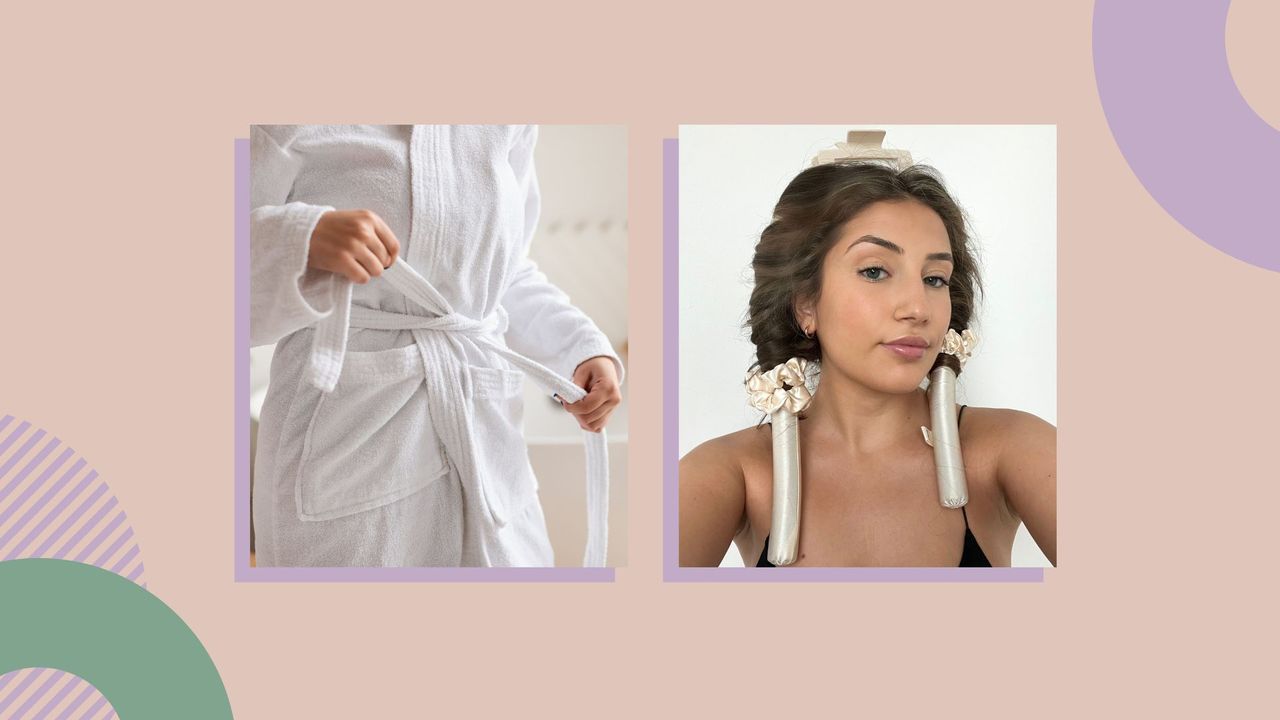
[859,267,887,281]
[925,276,950,288]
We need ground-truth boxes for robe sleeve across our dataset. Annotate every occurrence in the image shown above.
[499,125,625,386]
[249,125,339,347]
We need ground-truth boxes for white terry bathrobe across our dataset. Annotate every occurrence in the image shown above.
[250,125,621,567]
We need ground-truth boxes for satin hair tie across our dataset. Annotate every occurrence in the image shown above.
[921,327,979,509]
[745,358,813,415]
[746,358,812,567]
[921,327,980,449]
[921,327,979,449]
[939,328,979,367]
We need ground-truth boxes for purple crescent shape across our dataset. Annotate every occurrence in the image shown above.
[1094,0,1280,272]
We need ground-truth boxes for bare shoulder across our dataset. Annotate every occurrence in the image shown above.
[962,407,1057,564]
[679,426,772,566]
[960,406,1056,453]
[957,407,1055,496]
[679,425,772,483]
[974,407,1056,469]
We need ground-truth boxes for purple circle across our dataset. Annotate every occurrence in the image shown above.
[1094,0,1280,272]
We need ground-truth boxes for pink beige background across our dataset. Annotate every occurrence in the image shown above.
[2,0,1277,716]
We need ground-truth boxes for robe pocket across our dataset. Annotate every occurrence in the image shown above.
[465,364,538,526]
[293,345,450,521]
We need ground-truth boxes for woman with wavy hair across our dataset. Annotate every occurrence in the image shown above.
[679,156,1056,567]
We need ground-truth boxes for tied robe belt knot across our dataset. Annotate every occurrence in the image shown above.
[304,258,609,567]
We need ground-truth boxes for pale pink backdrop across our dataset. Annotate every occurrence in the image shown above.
[0,0,1275,716]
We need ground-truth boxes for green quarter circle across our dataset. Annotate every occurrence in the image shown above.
[0,559,232,719]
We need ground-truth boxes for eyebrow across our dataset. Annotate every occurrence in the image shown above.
[845,234,953,263]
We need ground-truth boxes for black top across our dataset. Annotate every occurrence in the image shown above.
[756,405,993,567]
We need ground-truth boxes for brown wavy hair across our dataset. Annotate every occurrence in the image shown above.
[748,160,981,376]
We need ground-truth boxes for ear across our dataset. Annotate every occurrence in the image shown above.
[793,295,816,336]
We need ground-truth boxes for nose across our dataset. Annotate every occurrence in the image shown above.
[893,281,930,325]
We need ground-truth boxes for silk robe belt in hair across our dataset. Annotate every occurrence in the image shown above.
[304,258,609,567]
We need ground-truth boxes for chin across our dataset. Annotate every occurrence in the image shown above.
[873,378,928,395]
[873,363,933,394]
[822,353,932,395]
[845,366,929,395]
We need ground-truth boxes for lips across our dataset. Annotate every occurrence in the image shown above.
[882,336,929,360]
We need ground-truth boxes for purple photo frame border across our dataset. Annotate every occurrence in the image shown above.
[662,137,1046,583]
[234,139,614,583]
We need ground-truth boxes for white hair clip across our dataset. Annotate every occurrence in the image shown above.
[809,130,914,170]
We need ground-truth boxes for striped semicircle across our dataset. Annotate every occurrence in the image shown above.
[0,413,146,719]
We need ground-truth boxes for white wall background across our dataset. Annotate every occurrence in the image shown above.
[525,125,629,565]
[678,124,1056,567]
[530,125,628,354]
[522,124,629,445]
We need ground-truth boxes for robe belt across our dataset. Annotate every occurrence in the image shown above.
[305,259,609,567]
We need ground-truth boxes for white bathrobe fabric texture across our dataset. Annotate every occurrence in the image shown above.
[250,125,619,567]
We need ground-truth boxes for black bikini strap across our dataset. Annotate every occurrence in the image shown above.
[956,406,972,530]
[959,405,969,531]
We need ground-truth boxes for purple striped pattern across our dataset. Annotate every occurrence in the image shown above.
[0,668,119,720]
[0,415,143,718]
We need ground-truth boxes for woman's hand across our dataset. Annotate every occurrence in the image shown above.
[308,209,401,284]
[562,356,622,433]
